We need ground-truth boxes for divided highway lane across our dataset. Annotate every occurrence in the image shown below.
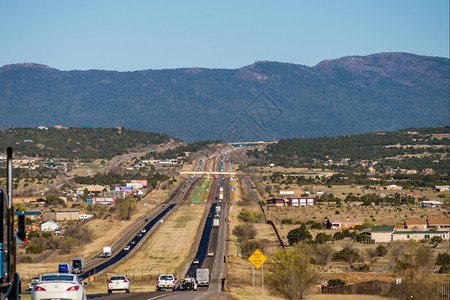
[80,204,177,280]
[81,176,202,280]
[185,203,217,278]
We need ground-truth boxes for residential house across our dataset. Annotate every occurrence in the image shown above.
[13,197,41,204]
[326,218,364,230]
[392,230,448,241]
[266,198,287,206]
[288,197,316,206]
[427,218,450,230]
[379,185,402,191]
[434,185,450,192]
[41,220,59,232]
[45,210,79,221]
[370,225,395,243]
[404,219,428,230]
[418,200,443,207]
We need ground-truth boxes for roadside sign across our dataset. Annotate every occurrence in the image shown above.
[248,249,267,270]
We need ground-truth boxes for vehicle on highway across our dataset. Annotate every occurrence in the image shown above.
[193,258,199,264]
[144,218,149,222]
[141,228,147,233]
[103,246,112,257]
[180,275,197,291]
[208,213,212,218]
[107,275,130,294]
[72,257,84,274]
[130,240,136,245]
[196,268,210,286]
[208,251,214,257]
[136,232,143,237]
[28,277,40,290]
[161,205,165,209]
[156,274,177,291]
[58,263,70,273]
[31,273,87,300]
[124,245,131,251]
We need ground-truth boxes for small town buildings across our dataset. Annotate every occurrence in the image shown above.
[40,220,59,232]
[418,200,443,207]
[326,218,364,230]
[434,185,450,192]
[370,225,395,243]
[288,197,316,206]
[13,197,41,204]
[392,230,448,241]
[45,210,79,221]
[379,185,402,191]
[404,219,428,230]
[427,218,450,230]
[266,198,287,206]
[76,185,106,195]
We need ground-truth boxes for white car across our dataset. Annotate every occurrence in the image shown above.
[107,275,130,293]
[31,273,87,300]
[156,274,176,291]
[208,251,214,257]
[28,277,40,290]
[124,245,131,251]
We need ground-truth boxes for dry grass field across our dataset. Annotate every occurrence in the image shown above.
[225,175,449,300]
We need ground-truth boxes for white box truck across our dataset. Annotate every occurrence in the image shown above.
[103,246,112,258]
[213,218,219,228]
[196,268,209,286]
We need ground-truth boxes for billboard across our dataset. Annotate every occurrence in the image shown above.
[131,180,148,187]
[91,197,116,205]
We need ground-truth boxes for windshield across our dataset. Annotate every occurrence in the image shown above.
[41,275,75,282]
[73,260,82,267]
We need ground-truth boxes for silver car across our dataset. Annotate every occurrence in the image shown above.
[107,275,130,293]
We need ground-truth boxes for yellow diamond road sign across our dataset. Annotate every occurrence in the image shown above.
[248,248,267,270]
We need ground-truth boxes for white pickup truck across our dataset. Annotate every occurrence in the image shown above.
[156,274,177,291]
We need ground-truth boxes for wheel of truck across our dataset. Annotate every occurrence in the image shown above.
[108,290,111,294]
[126,289,130,293]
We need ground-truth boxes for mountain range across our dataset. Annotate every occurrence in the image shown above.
[0,52,448,142]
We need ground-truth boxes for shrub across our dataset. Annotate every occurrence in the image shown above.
[315,232,332,244]
[332,245,360,263]
[376,245,388,257]
[328,278,346,286]
[310,221,322,229]
[333,232,345,240]
[355,233,369,243]
[281,219,293,225]
[26,245,43,254]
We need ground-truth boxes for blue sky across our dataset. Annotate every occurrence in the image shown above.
[0,0,448,71]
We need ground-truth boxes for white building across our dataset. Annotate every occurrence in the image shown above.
[40,220,59,232]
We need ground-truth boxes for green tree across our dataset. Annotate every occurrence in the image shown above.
[287,224,312,245]
[266,243,318,299]
[117,198,137,220]
[436,252,449,273]
[59,237,78,254]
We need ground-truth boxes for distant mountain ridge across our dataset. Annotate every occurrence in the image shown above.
[1,52,448,142]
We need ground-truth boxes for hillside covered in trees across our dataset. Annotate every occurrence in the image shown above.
[247,126,449,176]
[0,127,173,159]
